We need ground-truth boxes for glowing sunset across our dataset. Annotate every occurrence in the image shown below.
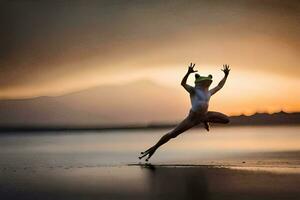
[1,1,299,119]
[1,1,300,200]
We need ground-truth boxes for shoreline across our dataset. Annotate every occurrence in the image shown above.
[0,123,299,133]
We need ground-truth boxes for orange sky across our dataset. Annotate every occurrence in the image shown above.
[1,0,300,115]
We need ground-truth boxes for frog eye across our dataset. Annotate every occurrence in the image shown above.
[208,74,213,78]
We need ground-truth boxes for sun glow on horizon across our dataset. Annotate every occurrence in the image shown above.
[1,64,299,117]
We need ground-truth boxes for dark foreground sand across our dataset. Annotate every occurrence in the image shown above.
[1,164,300,200]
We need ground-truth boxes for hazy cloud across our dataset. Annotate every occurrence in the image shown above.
[0,0,299,97]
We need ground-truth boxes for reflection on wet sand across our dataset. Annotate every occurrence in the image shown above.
[1,165,300,200]
[142,164,209,200]
[141,164,300,200]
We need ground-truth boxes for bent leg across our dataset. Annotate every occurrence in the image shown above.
[140,112,197,161]
[204,111,230,124]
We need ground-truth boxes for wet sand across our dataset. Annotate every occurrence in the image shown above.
[1,164,300,200]
[1,127,299,199]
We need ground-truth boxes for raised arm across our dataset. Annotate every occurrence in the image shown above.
[209,64,230,95]
[181,63,197,93]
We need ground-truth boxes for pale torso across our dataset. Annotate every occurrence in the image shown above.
[190,87,211,114]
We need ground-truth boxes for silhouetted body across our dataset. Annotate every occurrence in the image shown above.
[139,63,230,161]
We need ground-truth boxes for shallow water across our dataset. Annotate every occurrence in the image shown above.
[0,126,299,168]
[1,126,300,200]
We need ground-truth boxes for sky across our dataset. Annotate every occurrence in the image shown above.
[1,0,300,115]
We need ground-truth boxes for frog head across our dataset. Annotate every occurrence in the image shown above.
[194,73,213,88]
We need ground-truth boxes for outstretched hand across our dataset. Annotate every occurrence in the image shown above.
[222,64,230,76]
[188,63,198,74]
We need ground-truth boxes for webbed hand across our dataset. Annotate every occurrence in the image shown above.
[222,64,230,76]
[187,63,198,74]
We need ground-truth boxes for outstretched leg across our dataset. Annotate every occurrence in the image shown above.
[139,112,198,161]
[204,111,230,124]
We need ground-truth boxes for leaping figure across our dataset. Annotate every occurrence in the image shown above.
[139,63,231,161]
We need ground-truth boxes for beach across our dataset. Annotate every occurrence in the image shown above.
[1,164,300,200]
[1,126,300,200]
[2,0,300,199]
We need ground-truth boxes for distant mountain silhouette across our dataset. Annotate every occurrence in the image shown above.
[0,80,299,130]
[0,111,299,132]
[229,111,300,126]
[145,111,300,129]
[0,80,188,126]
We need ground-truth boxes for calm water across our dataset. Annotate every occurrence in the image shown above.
[1,126,300,200]
[0,126,299,168]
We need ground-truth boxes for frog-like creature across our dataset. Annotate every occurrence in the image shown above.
[139,63,230,161]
